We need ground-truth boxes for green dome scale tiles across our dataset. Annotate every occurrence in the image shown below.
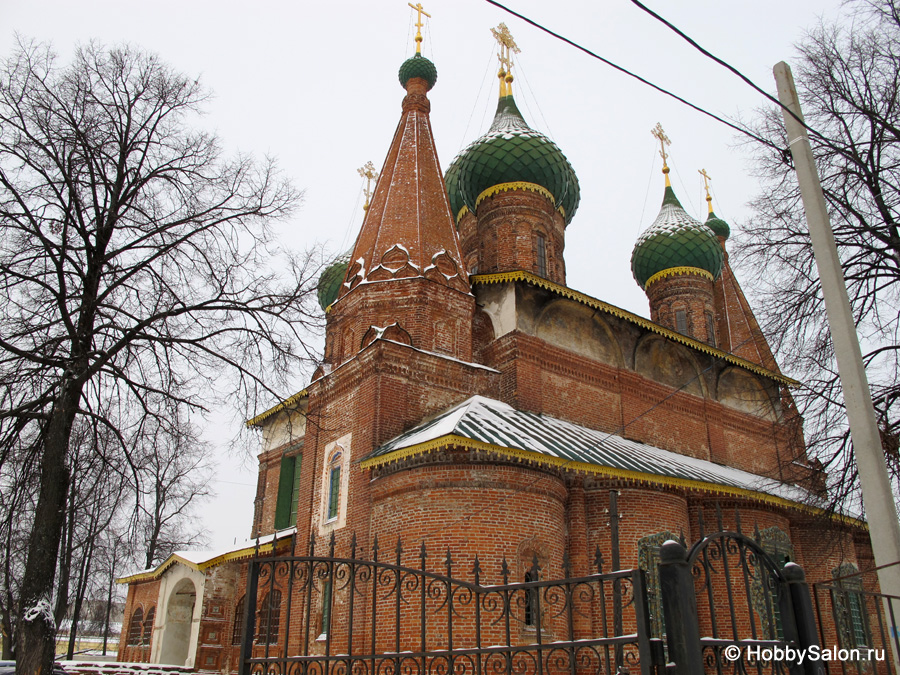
[317,252,351,311]
[399,54,437,90]
[631,186,724,288]
[445,95,580,225]
[705,210,731,239]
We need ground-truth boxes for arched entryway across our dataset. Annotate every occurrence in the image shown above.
[159,578,196,665]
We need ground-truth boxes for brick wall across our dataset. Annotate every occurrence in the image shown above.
[458,189,567,286]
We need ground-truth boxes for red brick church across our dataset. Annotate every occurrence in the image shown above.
[117,21,875,674]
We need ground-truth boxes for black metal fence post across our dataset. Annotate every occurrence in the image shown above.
[784,563,826,675]
[239,556,259,675]
[658,539,703,675]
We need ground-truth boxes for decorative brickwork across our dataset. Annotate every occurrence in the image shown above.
[458,187,566,285]
[118,46,876,675]
[645,268,717,345]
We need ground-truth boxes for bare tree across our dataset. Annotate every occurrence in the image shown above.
[737,0,900,512]
[130,406,211,569]
[0,40,321,674]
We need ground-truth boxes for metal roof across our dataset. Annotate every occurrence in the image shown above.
[363,396,841,515]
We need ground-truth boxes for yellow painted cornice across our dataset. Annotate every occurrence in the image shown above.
[115,536,295,584]
[471,270,798,387]
[454,204,469,224]
[361,434,860,526]
[475,182,555,209]
[645,266,714,289]
[246,389,308,428]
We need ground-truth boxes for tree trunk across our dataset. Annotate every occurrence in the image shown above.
[66,515,97,660]
[101,571,113,656]
[18,382,80,675]
[0,608,12,659]
[53,491,74,627]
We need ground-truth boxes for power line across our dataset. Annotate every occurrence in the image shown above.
[625,0,819,139]
[481,0,782,152]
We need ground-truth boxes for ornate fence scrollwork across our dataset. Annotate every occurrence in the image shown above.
[681,510,801,675]
[240,533,665,675]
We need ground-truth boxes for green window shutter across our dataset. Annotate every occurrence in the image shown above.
[327,466,341,520]
[274,455,296,530]
[321,580,333,634]
[289,455,302,523]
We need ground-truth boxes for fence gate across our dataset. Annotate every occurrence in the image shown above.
[239,534,666,675]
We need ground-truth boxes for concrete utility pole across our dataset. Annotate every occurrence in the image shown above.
[773,60,900,638]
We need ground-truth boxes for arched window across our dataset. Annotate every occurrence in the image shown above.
[256,589,282,645]
[638,531,675,638]
[535,234,548,278]
[833,563,871,648]
[675,310,688,336]
[141,606,155,647]
[705,311,717,347]
[232,596,245,645]
[524,568,539,627]
[326,451,342,521]
[756,526,794,639]
[517,544,546,631]
[127,606,144,646]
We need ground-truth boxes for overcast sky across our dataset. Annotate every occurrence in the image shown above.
[3,0,845,557]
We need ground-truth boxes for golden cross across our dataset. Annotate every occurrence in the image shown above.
[698,168,713,212]
[491,23,520,97]
[408,3,431,54]
[358,161,379,212]
[651,123,672,184]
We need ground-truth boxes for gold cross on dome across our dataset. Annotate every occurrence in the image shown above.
[358,161,379,212]
[651,123,672,185]
[698,168,714,212]
[491,23,520,97]
[408,3,431,54]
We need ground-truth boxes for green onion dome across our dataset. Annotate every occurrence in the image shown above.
[398,53,437,91]
[444,156,466,223]
[705,210,731,240]
[631,186,724,288]
[446,95,580,225]
[317,251,351,311]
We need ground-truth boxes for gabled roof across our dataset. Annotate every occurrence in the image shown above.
[116,528,296,584]
[362,396,856,519]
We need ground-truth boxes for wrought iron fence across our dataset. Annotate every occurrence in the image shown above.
[811,562,900,675]
[655,506,812,675]
[238,533,665,675]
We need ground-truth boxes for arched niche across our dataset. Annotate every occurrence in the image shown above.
[159,577,197,665]
[634,335,705,397]
[534,300,623,367]
[717,367,778,421]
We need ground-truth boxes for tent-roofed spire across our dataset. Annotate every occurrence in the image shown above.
[340,44,468,298]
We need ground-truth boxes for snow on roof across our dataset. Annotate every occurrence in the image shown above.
[117,527,296,584]
[363,396,859,520]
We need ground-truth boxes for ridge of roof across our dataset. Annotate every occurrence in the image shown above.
[361,396,859,523]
